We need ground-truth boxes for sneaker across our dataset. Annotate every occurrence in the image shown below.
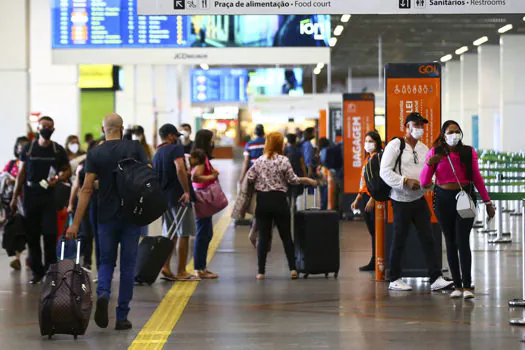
[389,279,413,291]
[94,295,109,329]
[463,289,475,300]
[28,275,44,285]
[115,319,132,331]
[431,276,454,291]
[450,289,463,299]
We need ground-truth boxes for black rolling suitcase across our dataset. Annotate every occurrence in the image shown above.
[294,190,340,279]
[39,239,92,339]
[135,206,188,285]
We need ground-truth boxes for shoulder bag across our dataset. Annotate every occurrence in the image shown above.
[194,158,228,219]
[446,155,477,219]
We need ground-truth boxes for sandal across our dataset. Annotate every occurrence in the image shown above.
[197,270,219,279]
[10,259,21,271]
[290,270,298,280]
[176,274,201,282]
[256,274,265,280]
[160,270,177,281]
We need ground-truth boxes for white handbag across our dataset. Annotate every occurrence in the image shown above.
[446,155,477,219]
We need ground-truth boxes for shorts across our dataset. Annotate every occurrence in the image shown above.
[162,204,197,238]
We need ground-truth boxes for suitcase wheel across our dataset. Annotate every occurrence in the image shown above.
[334,272,339,279]
[48,334,53,340]
[325,273,329,279]
[303,274,309,279]
[74,334,78,340]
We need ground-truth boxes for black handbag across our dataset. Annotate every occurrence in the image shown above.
[54,182,72,210]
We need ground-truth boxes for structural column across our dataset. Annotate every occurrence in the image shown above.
[30,0,79,146]
[443,61,461,127]
[0,0,30,161]
[477,45,500,150]
[500,35,525,152]
[460,54,478,146]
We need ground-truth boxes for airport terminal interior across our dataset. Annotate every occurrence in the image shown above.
[0,1,525,349]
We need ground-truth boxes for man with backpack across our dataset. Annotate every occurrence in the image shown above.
[66,113,149,331]
[379,112,452,292]
[11,117,71,284]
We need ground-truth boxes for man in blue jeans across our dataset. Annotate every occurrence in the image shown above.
[66,113,148,331]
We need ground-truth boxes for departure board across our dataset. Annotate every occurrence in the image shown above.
[52,1,331,48]
[191,69,248,103]
[53,0,191,48]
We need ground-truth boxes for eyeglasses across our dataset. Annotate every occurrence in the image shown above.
[413,151,419,164]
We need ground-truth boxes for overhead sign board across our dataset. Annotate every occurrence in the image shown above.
[139,0,525,15]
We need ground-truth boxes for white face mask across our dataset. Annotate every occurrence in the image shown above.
[68,143,79,154]
[445,133,462,147]
[182,130,190,138]
[364,142,376,154]
[411,127,424,140]
[132,134,141,141]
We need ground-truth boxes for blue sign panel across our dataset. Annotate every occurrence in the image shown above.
[52,1,331,49]
[191,69,248,103]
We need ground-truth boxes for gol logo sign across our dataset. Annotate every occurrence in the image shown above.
[418,64,438,75]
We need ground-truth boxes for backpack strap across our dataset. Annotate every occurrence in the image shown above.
[26,140,36,158]
[393,137,405,175]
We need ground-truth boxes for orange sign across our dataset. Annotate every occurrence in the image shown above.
[319,109,327,138]
[385,63,442,223]
[342,93,375,194]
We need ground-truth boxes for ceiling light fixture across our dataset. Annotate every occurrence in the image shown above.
[329,37,337,47]
[341,14,351,23]
[440,54,453,62]
[498,24,513,34]
[334,25,344,36]
[313,67,321,75]
[317,63,325,70]
[473,36,489,46]
[455,46,469,55]
[200,63,209,70]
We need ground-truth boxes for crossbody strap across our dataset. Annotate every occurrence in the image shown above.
[446,155,464,191]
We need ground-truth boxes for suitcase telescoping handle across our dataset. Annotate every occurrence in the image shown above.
[166,206,189,241]
[302,186,319,210]
[60,237,82,265]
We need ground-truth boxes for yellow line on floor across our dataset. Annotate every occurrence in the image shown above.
[128,207,233,350]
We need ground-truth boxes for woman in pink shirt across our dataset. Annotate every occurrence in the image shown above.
[421,120,495,300]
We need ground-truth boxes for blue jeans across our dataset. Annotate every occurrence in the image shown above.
[194,216,213,271]
[320,185,328,210]
[97,220,141,321]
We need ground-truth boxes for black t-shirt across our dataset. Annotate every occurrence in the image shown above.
[153,143,196,208]
[85,139,148,223]
[20,141,69,197]
[182,141,193,155]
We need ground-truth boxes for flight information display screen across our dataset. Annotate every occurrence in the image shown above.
[52,1,331,49]
[191,69,248,103]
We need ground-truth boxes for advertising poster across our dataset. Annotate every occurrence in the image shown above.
[385,63,441,223]
[329,105,343,143]
[342,93,375,196]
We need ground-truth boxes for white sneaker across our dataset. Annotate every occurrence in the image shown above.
[431,277,454,291]
[389,279,413,291]
[463,289,475,300]
[450,289,463,299]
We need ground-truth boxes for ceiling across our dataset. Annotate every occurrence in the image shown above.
[324,14,525,78]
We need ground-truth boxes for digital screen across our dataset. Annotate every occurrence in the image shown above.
[248,68,304,97]
[191,69,248,103]
[52,1,330,49]
[78,64,114,89]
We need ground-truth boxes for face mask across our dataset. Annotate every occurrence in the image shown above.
[39,128,53,141]
[182,131,190,138]
[68,143,79,154]
[364,142,376,154]
[132,134,141,141]
[411,128,424,140]
[445,133,462,147]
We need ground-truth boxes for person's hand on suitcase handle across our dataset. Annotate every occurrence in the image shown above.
[299,177,318,188]
[66,221,79,240]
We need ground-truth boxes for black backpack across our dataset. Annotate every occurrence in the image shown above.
[323,143,343,170]
[364,138,405,202]
[115,159,167,227]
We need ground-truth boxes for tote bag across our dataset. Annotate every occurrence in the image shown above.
[194,159,228,219]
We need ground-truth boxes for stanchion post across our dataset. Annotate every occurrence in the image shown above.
[489,174,512,244]
[375,201,386,281]
[509,200,525,325]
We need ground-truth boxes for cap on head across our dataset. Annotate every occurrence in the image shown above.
[159,123,182,139]
[405,112,428,126]
[133,125,145,135]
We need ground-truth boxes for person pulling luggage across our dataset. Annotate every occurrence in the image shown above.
[379,113,453,292]
[153,123,199,281]
[66,113,149,331]
[246,132,317,280]
[11,117,71,284]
